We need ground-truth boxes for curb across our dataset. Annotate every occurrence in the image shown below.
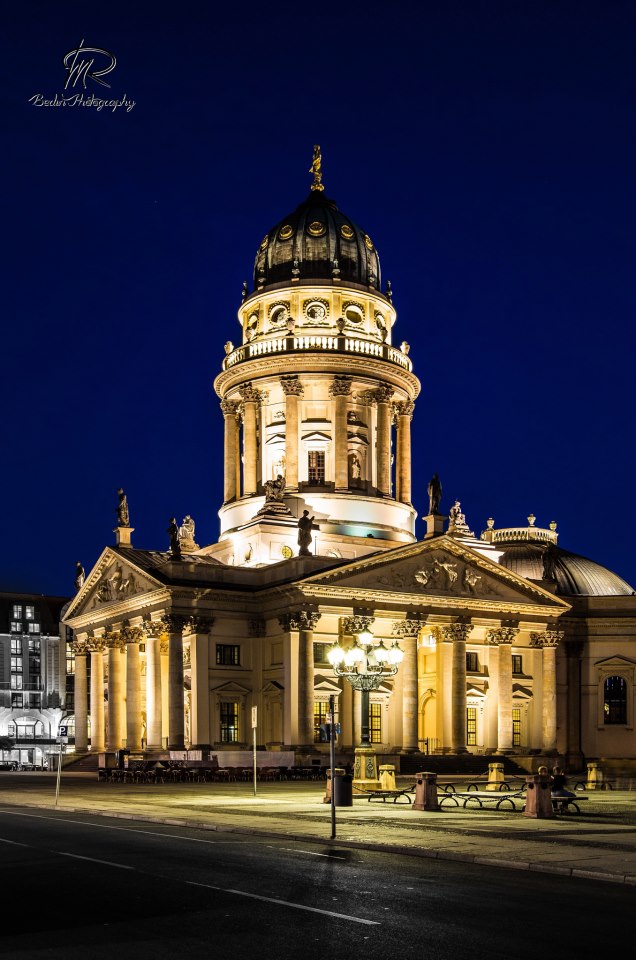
[2,799,634,887]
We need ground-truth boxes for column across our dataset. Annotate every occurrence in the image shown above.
[190,616,214,748]
[375,385,393,496]
[165,615,187,750]
[565,640,584,766]
[281,376,303,489]
[124,626,143,752]
[105,631,126,751]
[532,630,563,752]
[486,625,519,753]
[330,376,351,491]
[89,639,105,752]
[393,618,421,751]
[72,640,89,752]
[221,399,239,502]
[395,400,414,505]
[279,610,320,747]
[239,383,261,496]
[160,638,169,745]
[144,620,163,750]
[438,622,472,753]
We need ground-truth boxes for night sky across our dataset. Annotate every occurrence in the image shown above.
[4,1,636,598]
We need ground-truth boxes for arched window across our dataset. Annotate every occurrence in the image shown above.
[603,676,627,725]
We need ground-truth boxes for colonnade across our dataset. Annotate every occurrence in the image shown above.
[71,616,214,754]
[221,376,414,505]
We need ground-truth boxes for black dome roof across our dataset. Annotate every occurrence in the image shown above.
[498,542,635,597]
[253,191,381,291]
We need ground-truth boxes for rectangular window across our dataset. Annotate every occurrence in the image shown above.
[220,702,240,743]
[11,622,21,633]
[467,707,477,746]
[11,693,23,708]
[216,644,240,666]
[11,639,21,654]
[512,707,521,746]
[466,652,478,672]
[313,643,330,665]
[10,675,23,690]
[308,450,325,484]
[28,639,40,652]
[369,702,382,744]
[25,606,34,620]
[28,622,40,634]
[12,605,22,619]
[66,650,76,676]
[314,701,330,742]
[10,657,22,673]
[512,655,523,675]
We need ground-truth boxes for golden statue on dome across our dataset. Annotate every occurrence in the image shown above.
[309,144,324,191]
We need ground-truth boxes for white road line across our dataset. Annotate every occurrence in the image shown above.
[0,810,227,845]
[57,852,135,870]
[272,846,348,859]
[185,879,380,925]
[0,837,30,847]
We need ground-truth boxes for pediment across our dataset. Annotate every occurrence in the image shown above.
[302,431,331,442]
[304,536,570,613]
[65,548,165,621]
[594,655,636,668]
[212,681,251,695]
[314,674,342,694]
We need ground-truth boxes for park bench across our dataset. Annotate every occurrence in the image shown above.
[439,790,524,810]
[354,787,413,804]
[465,778,527,793]
[552,795,589,813]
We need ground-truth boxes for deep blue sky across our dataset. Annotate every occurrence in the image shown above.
[3,1,636,597]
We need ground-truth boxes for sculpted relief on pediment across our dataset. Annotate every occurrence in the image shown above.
[85,561,159,610]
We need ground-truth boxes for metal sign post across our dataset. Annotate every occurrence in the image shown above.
[252,706,258,797]
[55,726,68,806]
[329,694,336,840]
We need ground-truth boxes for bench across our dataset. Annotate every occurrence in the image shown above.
[574,779,614,791]
[354,788,413,804]
[552,795,589,813]
[465,778,527,793]
[439,790,525,810]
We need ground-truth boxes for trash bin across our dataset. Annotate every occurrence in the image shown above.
[333,772,353,807]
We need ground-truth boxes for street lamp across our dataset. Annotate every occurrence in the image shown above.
[328,625,404,789]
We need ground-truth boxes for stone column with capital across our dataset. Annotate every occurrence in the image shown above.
[374,385,393,496]
[123,626,144,751]
[71,640,89,752]
[393,618,421,752]
[486,625,519,753]
[531,629,563,753]
[88,638,105,752]
[105,630,126,751]
[221,399,240,503]
[281,376,303,490]
[394,400,414,505]
[565,640,584,768]
[189,616,214,748]
[436,623,473,753]
[164,615,188,750]
[144,619,164,750]
[330,376,351,491]
[239,383,261,496]
[279,610,320,748]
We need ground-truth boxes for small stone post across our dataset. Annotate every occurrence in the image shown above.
[522,774,554,818]
[486,762,505,792]
[412,771,439,811]
[586,762,604,790]
[379,764,397,790]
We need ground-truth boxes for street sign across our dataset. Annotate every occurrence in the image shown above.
[56,737,68,744]
[251,706,258,729]
[58,725,68,737]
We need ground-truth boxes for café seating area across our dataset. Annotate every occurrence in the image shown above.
[98,762,327,784]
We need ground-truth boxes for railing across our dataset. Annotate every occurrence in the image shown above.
[489,527,558,545]
[223,333,413,372]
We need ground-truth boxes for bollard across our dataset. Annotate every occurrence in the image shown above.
[323,767,345,804]
[486,762,505,792]
[586,762,603,791]
[522,774,554,818]
[379,764,396,791]
[412,771,439,811]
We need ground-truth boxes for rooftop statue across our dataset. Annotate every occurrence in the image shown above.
[427,473,442,515]
[116,488,130,527]
[264,474,286,502]
[298,510,317,556]
[309,144,324,192]
[74,561,85,592]
[167,517,181,558]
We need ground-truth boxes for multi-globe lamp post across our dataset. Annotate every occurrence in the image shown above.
[327,624,404,789]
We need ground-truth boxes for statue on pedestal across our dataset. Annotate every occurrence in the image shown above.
[177,515,199,553]
[264,474,286,502]
[74,562,85,592]
[116,488,130,527]
[167,517,181,558]
[427,473,442,515]
[298,510,317,556]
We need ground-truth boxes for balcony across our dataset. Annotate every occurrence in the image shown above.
[222,333,413,373]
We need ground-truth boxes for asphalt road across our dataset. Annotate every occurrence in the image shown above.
[0,809,632,960]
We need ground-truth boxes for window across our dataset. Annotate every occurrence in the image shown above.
[467,707,477,746]
[604,676,627,725]
[12,605,22,619]
[11,638,21,655]
[28,622,40,634]
[512,655,523,675]
[369,702,382,743]
[512,707,521,746]
[10,675,23,690]
[466,652,478,672]
[66,649,75,677]
[11,694,23,708]
[28,639,40,652]
[313,643,330,665]
[220,702,240,742]
[10,657,22,673]
[25,606,34,620]
[308,450,325,484]
[216,644,240,666]
[10,622,21,633]
[314,701,330,742]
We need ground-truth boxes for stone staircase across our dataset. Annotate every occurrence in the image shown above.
[62,752,100,772]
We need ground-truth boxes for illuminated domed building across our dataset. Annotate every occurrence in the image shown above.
[63,151,636,779]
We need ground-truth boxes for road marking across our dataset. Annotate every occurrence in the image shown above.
[0,837,30,847]
[57,852,135,870]
[185,880,380,925]
[270,846,348,859]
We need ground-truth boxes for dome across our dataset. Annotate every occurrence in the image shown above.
[252,190,382,292]
[497,542,635,597]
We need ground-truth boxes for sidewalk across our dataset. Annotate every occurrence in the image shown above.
[1,773,635,886]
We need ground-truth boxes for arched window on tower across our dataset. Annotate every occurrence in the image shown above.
[603,676,627,725]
